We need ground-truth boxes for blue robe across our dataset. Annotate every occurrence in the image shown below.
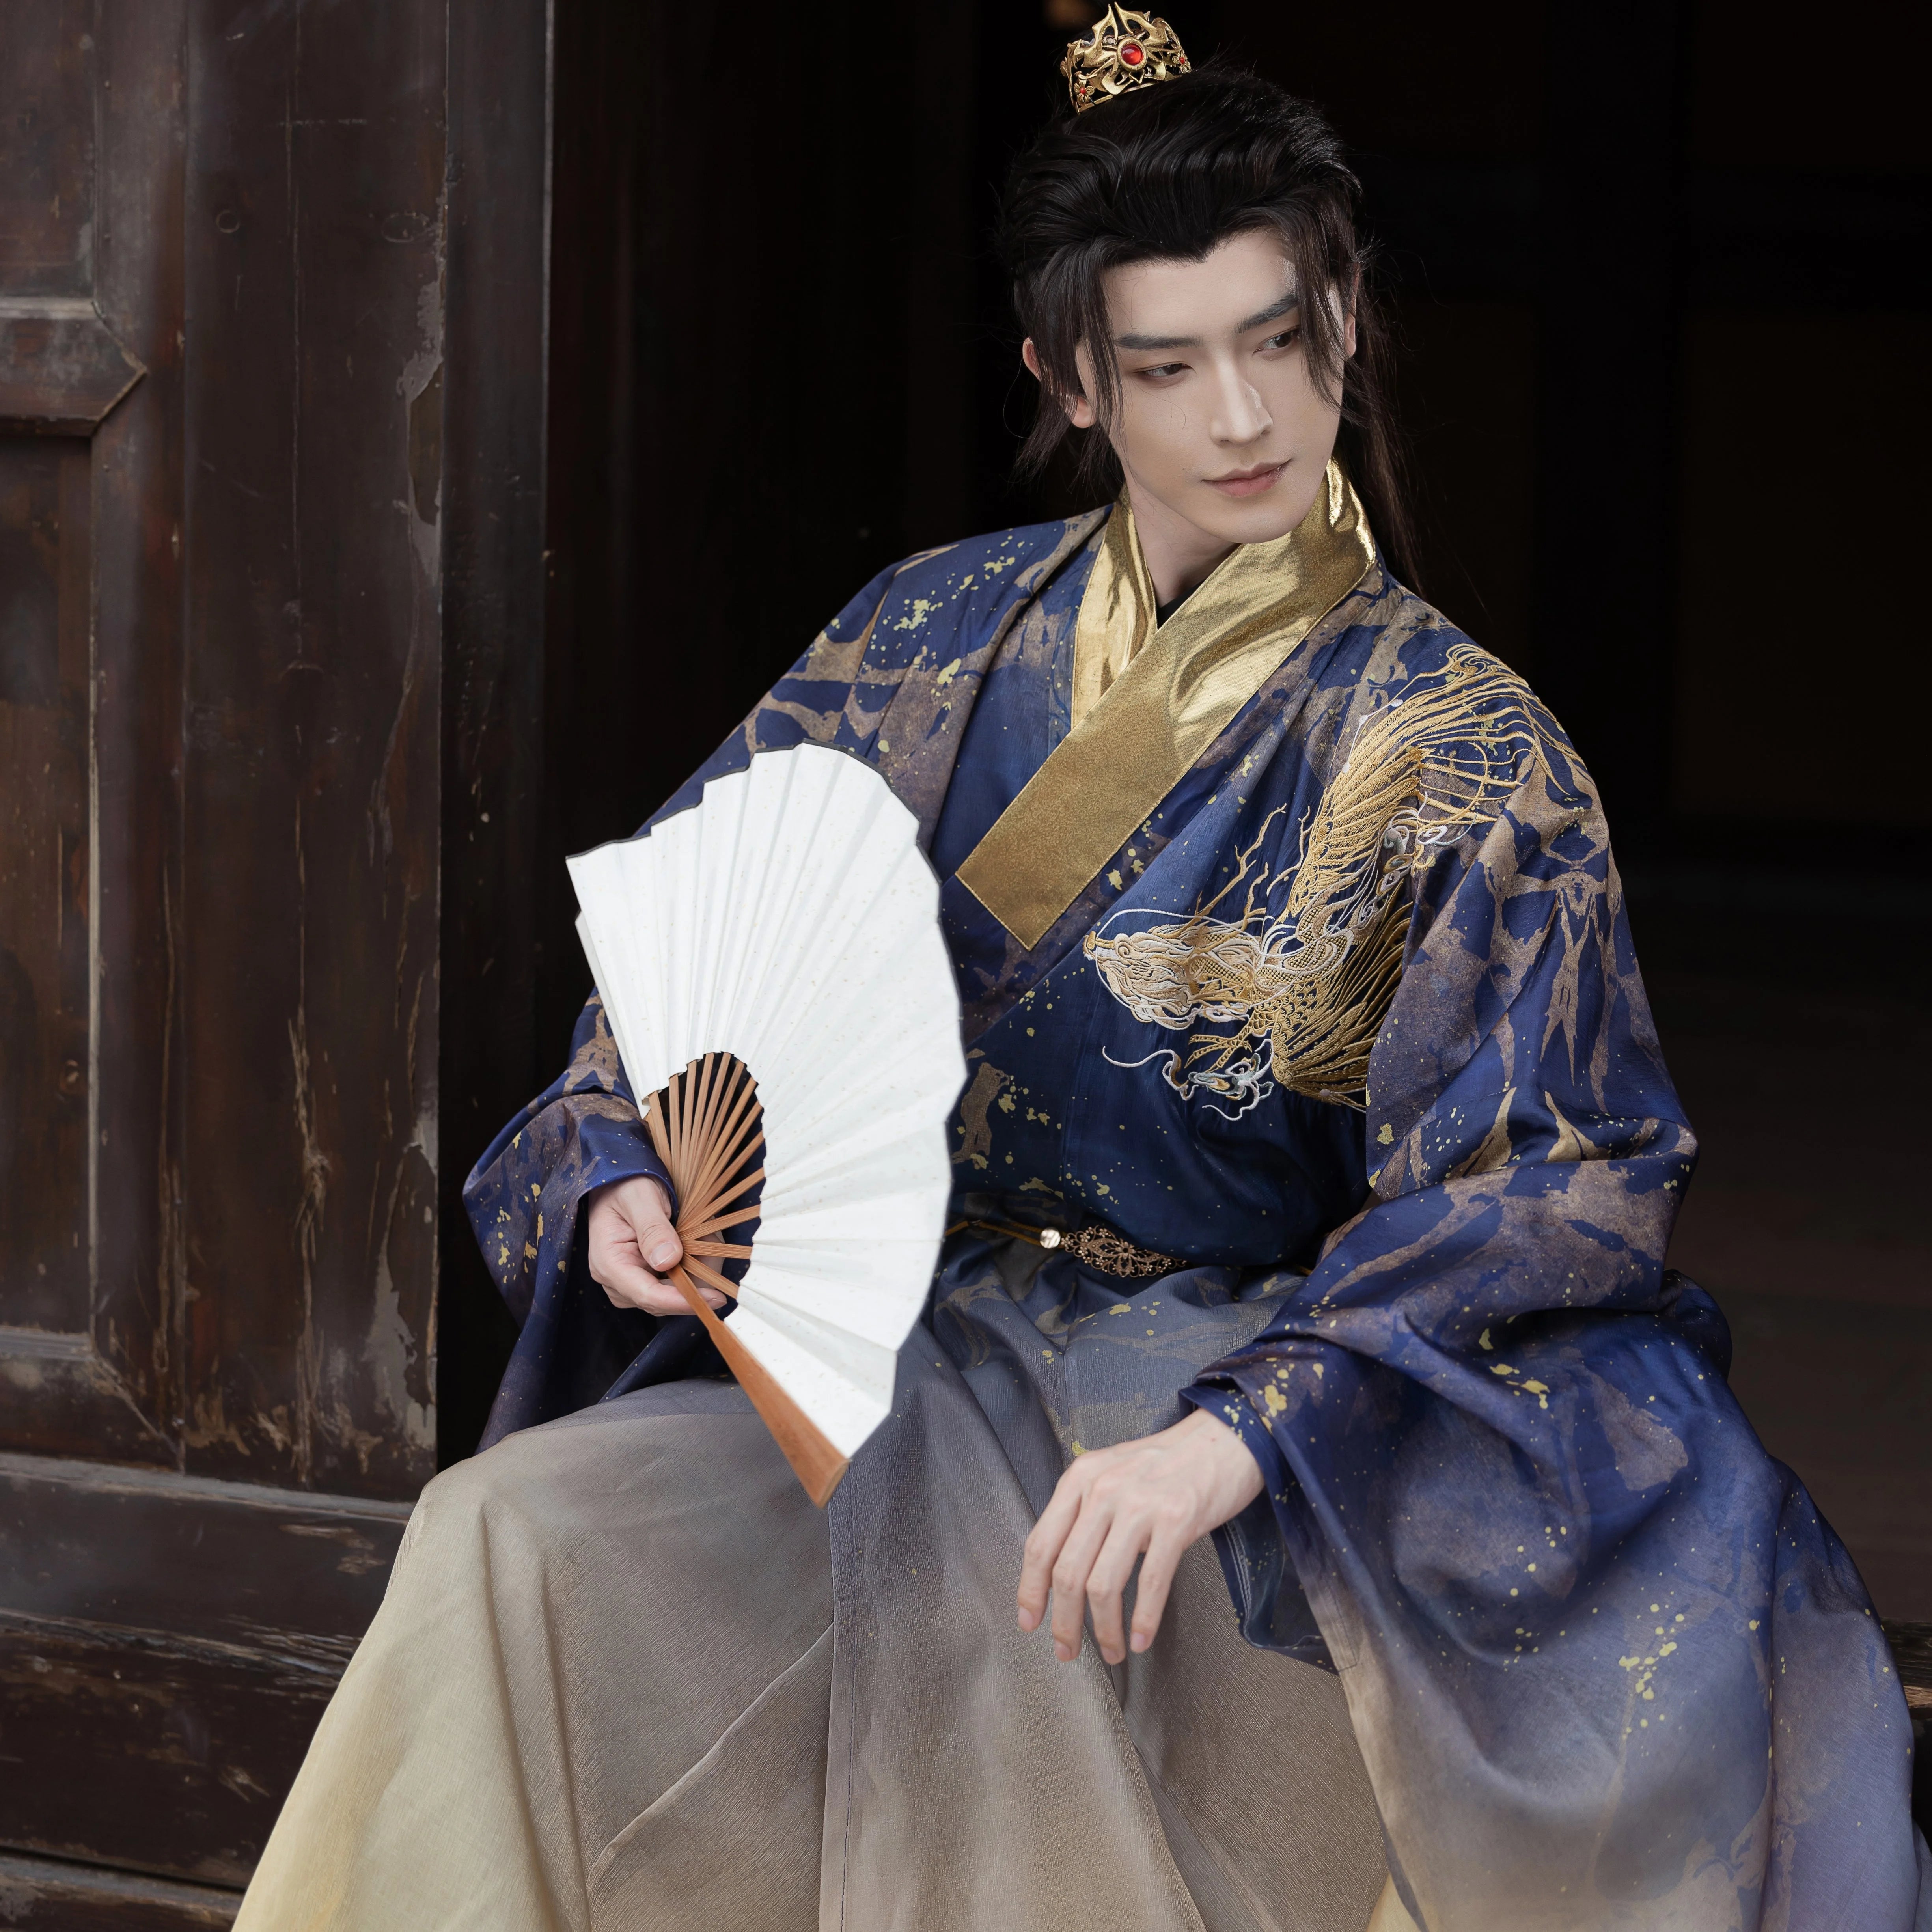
[464,488,1923,1930]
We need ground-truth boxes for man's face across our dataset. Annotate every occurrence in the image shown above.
[1070,228,1350,550]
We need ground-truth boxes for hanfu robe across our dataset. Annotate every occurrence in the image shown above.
[240,466,1926,1932]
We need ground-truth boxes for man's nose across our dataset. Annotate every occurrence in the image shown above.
[1210,366,1271,444]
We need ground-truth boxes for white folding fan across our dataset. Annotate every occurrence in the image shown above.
[567,744,966,1505]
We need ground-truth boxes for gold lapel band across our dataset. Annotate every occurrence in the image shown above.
[1069,493,1160,730]
[955,461,1376,950]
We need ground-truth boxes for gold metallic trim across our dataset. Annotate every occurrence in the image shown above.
[1070,491,1158,731]
[956,462,1376,950]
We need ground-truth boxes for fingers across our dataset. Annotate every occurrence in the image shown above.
[1016,1411,1266,1665]
[631,1216,682,1278]
[1026,1467,1154,1665]
[1047,1499,1117,1661]
[597,1254,725,1317]
[586,1177,724,1315]
[614,1177,681,1274]
[1018,1450,1147,1663]
[667,1265,729,1313]
[1083,1517,1151,1664]
[1017,1468,1089,1632]
[1128,1526,1188,1655]
[596,1261,670,1315]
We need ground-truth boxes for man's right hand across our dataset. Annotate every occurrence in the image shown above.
[585,1176,724,1317]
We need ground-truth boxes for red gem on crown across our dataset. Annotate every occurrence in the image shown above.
[1120,41,1145,65]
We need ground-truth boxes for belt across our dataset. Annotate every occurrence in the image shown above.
[949,1216,1179,1280]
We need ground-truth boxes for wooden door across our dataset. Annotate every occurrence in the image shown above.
[0,2,549,1916]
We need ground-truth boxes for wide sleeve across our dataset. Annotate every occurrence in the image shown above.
[1181,700,1700,1608]
[462,990,677,1441]
[1179,697,1917,1928]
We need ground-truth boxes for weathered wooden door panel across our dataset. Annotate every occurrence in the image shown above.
[1,0,177,1468]
[0,0,99,303]
[0,407,173,1464]
[0,0,498,1901]
[0,10,446,1472]
[0,438,91,1337]
[0,313,144,431]
[175,0,442,1497]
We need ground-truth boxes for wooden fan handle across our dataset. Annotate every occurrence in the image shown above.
[668,1266,849,1509]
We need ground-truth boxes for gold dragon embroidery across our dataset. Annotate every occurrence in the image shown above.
[1085,644,1546,1114]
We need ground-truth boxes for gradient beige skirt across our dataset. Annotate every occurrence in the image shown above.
[235,1347,1395,1932]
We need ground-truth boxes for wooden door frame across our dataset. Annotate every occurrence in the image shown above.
[0,0,181,1471]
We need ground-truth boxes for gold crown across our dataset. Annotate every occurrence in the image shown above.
[1061,5,1192,113]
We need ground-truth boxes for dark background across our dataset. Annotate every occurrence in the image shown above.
[446,0,1932,1622]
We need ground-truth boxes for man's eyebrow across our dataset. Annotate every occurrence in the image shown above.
[1113,329,1199,351]
[1237,288,1302,332]
[1112,288,1302,353]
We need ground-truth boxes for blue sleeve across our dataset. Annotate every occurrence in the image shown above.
[1176,707,1913,1924]
[1180,715,1697,1649]
[461,992,679,1443]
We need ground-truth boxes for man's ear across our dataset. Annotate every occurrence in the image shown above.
[1343,271,1360,360]
[1022,337,1099,431]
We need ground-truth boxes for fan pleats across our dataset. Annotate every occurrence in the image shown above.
[568,746,965,1503]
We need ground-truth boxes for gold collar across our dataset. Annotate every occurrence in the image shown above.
[955,461,1376,950]
[1068,482,1160,731]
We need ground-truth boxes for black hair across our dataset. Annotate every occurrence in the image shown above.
[997,63,1419,587]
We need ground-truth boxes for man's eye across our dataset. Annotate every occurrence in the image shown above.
[1263,327,1302,351]
[1136,362,1187,380]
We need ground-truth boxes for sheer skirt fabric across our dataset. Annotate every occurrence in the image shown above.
[237,1361,1388,1932]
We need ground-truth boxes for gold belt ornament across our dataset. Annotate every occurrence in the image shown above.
[951,1217,1179,1280]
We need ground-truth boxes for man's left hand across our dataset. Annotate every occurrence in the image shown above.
[1016,1406,1264,1666]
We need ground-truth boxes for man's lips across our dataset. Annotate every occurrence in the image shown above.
[1203,460,1288,499]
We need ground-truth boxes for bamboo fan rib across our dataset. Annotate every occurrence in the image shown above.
[567,745,966,1506]
[640,1054,853,1506]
